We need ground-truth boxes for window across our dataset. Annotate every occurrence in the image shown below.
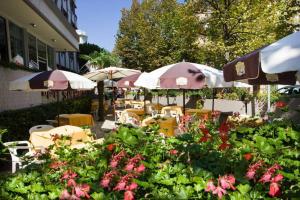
[69,52,74,70]
[37,40,47,71]
[59,52,66,67]
[9,22,25,63]
[0,16,8,62]
[47,46,54,69]
[28,34,38,69]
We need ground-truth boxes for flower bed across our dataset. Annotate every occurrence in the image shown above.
[0,116,299,199]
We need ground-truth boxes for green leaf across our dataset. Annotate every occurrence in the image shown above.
[237,184,251,195]
[91,192,105,200]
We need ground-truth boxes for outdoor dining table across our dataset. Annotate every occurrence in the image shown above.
[161,106,183,116]
[125,108,145,116]
[56,114,94,127]
[185,109,212,118]
[29,125,93,150]
[142,116,177,137]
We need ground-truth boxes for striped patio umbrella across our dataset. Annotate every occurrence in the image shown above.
[9,69,96,91]
[117,72,142,88]
[9,69,96,126]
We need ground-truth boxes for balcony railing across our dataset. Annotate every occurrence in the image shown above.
[71,12,77,29]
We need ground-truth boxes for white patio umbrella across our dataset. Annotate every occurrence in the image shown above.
[135,62,250,112]
[9,69,96,125]
[84,66,141,81]
[261,31,300,74]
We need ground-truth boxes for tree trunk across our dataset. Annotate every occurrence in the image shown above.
[97,81,105,121]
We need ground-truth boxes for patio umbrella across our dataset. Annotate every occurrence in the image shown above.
[104,79,117,88]
[84,67,141,118]
[135,62,250,113]
[9,69,96,125]
[260,31,300,74]
[117,72,142,88]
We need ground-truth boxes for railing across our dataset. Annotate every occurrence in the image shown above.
[71,12,77,29]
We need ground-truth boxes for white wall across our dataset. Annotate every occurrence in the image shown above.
[0,66,54,112]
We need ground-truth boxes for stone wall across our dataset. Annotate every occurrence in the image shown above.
[0,66,51,112]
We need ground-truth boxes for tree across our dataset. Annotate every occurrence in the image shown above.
[115,0,201,71]
[81,50,120,121]
[190,0,299,68]
[78,43,104,68]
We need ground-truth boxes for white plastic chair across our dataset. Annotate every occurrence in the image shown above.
[3,141,33,173]
[29,125,54,134]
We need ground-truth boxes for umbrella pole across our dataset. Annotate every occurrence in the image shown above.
[143,88,146,114]
[183,89,186,115]
[57,91,60,126]
[212,88,215,112]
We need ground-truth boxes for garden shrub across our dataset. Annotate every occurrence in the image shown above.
[0,116,299,199]
[0,96,91,142]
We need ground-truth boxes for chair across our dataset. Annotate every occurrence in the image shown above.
[120,111,141,127]
[3,141,33,173]
[29,125,54,134]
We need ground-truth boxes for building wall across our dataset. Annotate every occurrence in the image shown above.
[0,66,51,112]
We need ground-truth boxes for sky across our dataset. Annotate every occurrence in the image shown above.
[77,0,132,52]
[77,0,185,52]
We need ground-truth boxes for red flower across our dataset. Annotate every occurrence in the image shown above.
[114,174,135,191]
[124,190,135,200]
[107,143,116,151]
[67,179,77,187]
[135,164,146,173]
[205,180,216,192]
[275,101,287,108]
[201,113,209,121]
[269,182,281,197]
[219,142,231,150]
[243,153,252,161]
[212,186,227,199]
[199,135,212,143]
[169,149,178,155]
[219,122,230,135]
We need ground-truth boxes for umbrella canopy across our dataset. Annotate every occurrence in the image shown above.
[223,33,299,85]
[134,62,249,89]
[84,66,141,81]
[9,70,96,91]
[261,31,300,74]
[117,72,142,88]
[104,79,117,88]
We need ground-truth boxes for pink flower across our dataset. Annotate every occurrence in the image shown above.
[205,180,216,192]
[60,189,71,200]
[269,182,281,197]
[272,174,284,183]
[114,181,127,191]
[135,164,145,173]
[213,186,227,199]
[246,170,256,180]
[245,160,264,180]
[67,179,77,187]
[219,175,236,190]
[110,150,127,168]
[74,184,90,198]
[126,182,138,191]
[125,163,135,171]
[124,190,135,200]
[259,172,272,183]
[169,149,178,155]
[100,170,118,188]
[61,170,77,181]
[69,194,80,200]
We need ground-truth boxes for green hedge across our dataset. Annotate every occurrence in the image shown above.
[0,97,91,142]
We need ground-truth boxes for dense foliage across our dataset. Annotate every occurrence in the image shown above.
[115,0,200,71]
[1,114,299,199]
[115,0,299,69]
[0,97,91,142]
